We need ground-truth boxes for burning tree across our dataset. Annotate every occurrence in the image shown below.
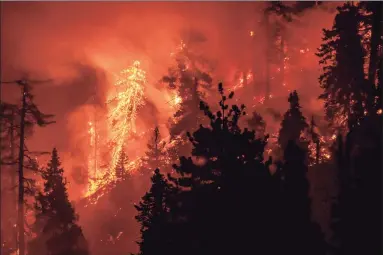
[162,37,213,139]
[107,60,146,174]
[86,61,147,197]
[115,149,129,181]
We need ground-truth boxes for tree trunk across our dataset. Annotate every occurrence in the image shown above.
[10,108,18,251]
[316,141,320,165]
[17,85,27,255]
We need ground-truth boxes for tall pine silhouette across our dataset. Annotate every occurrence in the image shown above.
[317,3,367,130]
[135,169,175,255]
[280,140,325,255]
[28,148,88,255]
[278,90,309,150]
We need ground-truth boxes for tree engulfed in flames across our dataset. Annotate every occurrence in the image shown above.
[85,61,146,197]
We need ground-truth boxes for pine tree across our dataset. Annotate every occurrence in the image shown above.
[317,3,367,130]
[280,140,325,255]
[278,90,309,150]
[135,169,174,255]
[166,83,281,255]
[28,148,88,255]
[115,149,129,181]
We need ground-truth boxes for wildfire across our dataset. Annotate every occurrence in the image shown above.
[85,61,147,197]
[231,70,253,91]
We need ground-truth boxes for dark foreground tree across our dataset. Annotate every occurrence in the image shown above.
[317,3,367,130]
[28,148,88,255]
[280,140,326,255]
[135,83,325,255]
[1,79,54,255]
[331,109,382,255]
[135,169,174,255]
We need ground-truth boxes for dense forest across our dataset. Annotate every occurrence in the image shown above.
[1,2,382,255]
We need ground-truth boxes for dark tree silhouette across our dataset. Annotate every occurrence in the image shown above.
[317,3,367,130]
[28,148,88,255]
[135,169,174,255]
[136,83,327,255]
[278,90,309,150]
[280,140,326,255]
[1,79,54,255]
[331,111,382,255]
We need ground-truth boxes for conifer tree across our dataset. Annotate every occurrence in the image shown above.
[278,90,309,150]
[115,149,129,181]
[317,3,367,130]
[281,140,325,255]
[165,83,280,255]
[28,148,88,255]
[135,169,174,255]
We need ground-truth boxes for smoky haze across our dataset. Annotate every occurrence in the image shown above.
[1,1,340,254]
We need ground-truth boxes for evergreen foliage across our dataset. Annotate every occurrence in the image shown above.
[28,148,88,255]
[317,3,367,130]
[278,90,309,150]
[135,84,325,255]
